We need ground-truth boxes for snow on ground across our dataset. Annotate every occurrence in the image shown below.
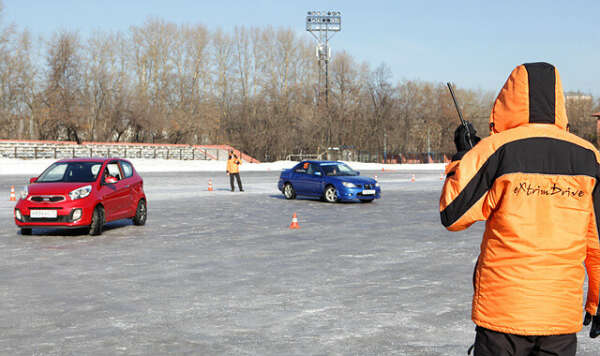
[0,157,446,176]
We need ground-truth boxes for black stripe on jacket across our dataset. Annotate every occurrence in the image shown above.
[441,137,598,227]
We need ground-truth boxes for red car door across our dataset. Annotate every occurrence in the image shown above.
[100,161,130,221]
[117,160,135,214]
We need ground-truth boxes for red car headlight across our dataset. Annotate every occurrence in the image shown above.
[69,185,92,200]
[15,209,23,221]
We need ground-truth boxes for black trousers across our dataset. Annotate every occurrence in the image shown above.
[229,173,243,191]
[473,326,576,356]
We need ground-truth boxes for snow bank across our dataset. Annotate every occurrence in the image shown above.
[0,158,445,175]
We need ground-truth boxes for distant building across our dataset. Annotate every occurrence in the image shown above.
[565,91,593,102]
[593,112,600,147]
[566,95,593,101]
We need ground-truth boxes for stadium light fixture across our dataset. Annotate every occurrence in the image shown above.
[305,10,342,32]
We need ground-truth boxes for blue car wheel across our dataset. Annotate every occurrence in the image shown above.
[324,185,338,203]
[283,183,296,200]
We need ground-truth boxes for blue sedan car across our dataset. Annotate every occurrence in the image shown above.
[278,161,381,203]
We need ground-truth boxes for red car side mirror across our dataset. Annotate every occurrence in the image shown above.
[29,177,38,184]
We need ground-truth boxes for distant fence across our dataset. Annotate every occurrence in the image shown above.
[285,153,323,161]
[325,149,450,163]
[284,149,450,163]
[391,152,451,164]
[0,140,260,163]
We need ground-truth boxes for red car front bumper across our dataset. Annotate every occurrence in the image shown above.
[14,197,97,228]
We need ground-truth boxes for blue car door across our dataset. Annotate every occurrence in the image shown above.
[292,164,309,194]
[304,163,324,195]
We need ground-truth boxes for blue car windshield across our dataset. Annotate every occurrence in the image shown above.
[37,162,102,183]
[321,163,357,176]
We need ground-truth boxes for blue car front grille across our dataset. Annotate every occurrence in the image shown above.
[350,184,373,189]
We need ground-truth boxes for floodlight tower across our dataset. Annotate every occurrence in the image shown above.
[306,11,341,148]
[306,10,341,107]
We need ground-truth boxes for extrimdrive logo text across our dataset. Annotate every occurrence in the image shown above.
[513,182,585,198]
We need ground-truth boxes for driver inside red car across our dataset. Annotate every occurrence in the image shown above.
[104,170,118,184]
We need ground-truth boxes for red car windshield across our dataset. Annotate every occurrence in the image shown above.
[37,162,102,183]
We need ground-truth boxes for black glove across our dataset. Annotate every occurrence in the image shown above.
[584,312,600,338]
[452,122,481,161]
[454,122,481,152]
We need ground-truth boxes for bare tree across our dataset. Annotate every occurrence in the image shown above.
[367,63,394,161]
[566,92,596,143]
[43,30,84,142]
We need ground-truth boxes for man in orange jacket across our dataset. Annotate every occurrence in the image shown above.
[226,150,243,192]
[440,62,600,355]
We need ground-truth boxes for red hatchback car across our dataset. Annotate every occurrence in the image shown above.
[14,158,147,236]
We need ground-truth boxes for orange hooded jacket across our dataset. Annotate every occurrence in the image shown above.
[440,62,600,335]
[227,154,241,174]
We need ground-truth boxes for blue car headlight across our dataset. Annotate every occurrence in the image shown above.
[342,182,357,188]
[375,182,380,187]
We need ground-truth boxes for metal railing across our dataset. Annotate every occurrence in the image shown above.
[0,141,234,161]
[285,150,450,163]
[285,153,324,161]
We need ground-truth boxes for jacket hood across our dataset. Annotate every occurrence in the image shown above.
[489,62,568,134]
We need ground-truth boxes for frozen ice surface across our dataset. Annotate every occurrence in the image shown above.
[0,170,597,355]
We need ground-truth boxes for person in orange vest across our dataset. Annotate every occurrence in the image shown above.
[440,62,600,355]
[226,150,243,192]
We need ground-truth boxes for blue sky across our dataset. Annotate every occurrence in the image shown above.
[3,0,599,96]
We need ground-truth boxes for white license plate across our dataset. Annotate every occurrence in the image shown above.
[30,210,58,218]
[362,189,376,195]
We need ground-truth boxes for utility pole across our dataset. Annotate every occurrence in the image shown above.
[383,132,387,163]
[427,127,431,161]
[305,10,341,148]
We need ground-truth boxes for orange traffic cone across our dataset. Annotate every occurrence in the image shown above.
[289,212,300,229]
[9,185,16,201]
[381,167,385,172]
[411,174,415,183]
[208,178,213,191]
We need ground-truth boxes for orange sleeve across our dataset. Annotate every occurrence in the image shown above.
[586,185,600,315]
[440,141,497,231]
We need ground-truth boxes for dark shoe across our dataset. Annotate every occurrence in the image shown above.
[231,189,235,192]
[240,189,244,192]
